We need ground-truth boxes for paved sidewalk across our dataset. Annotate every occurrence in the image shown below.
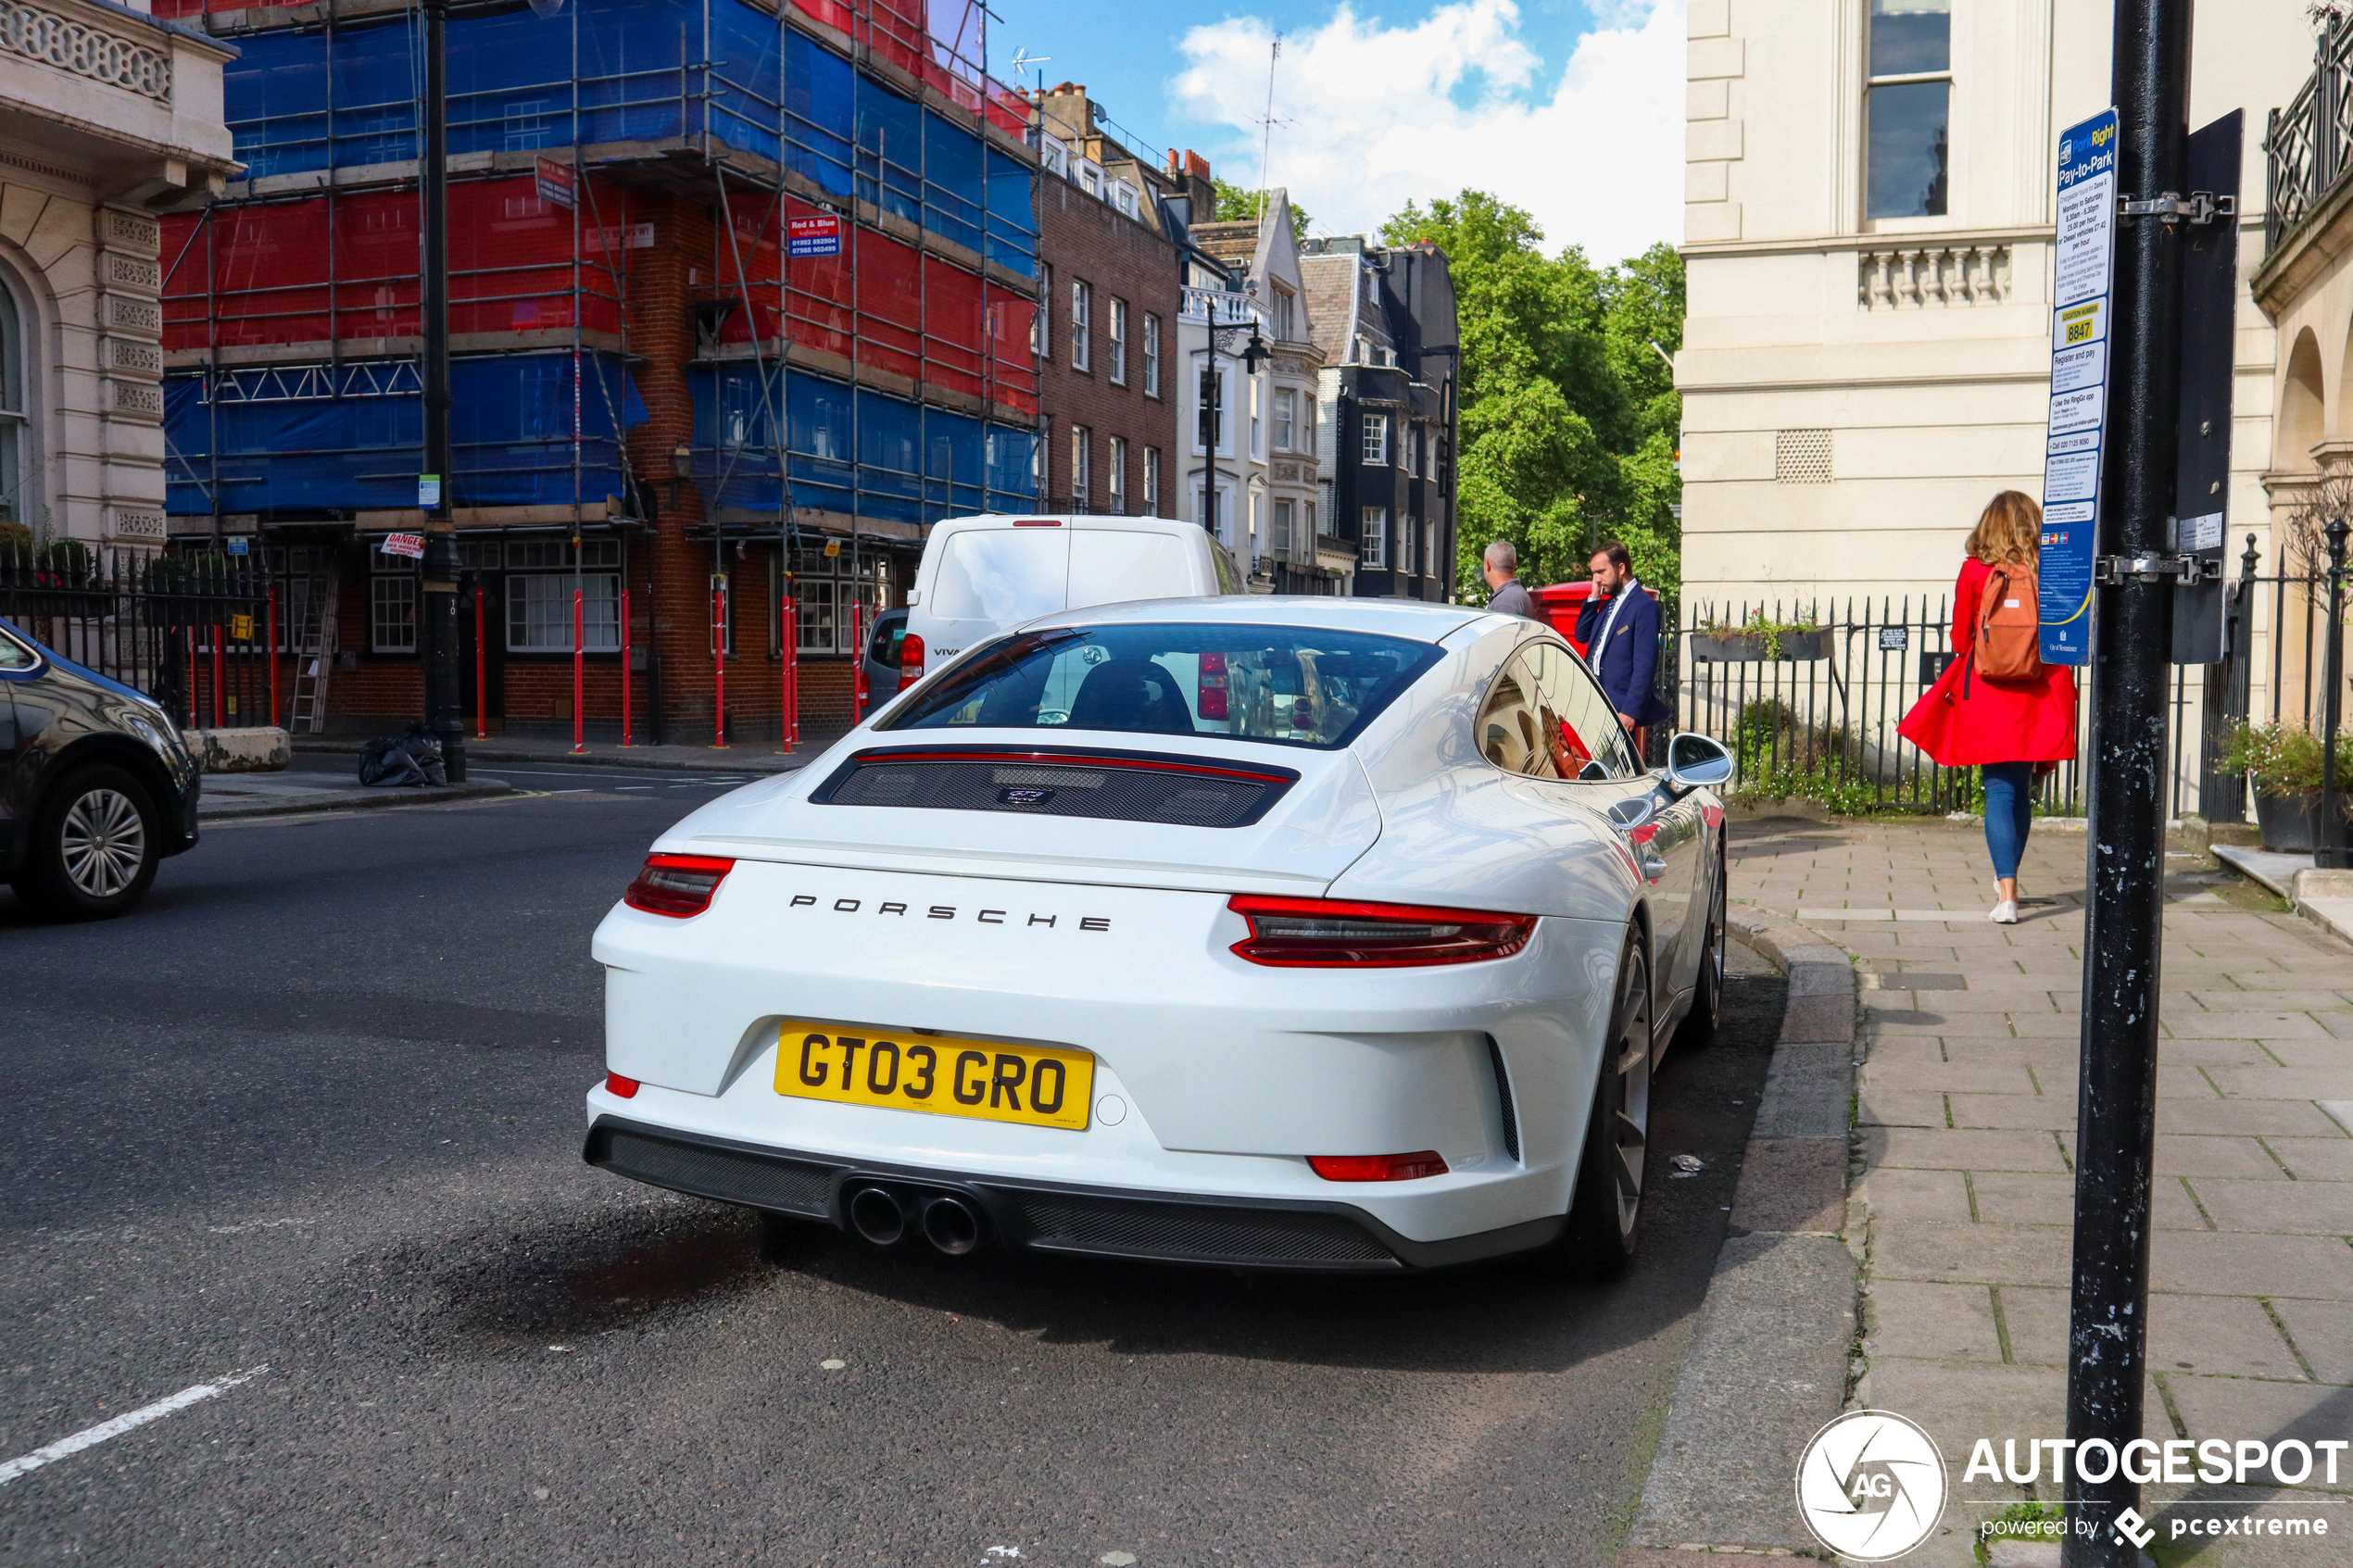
[1731,814,2353,1565]
[200,770,510,818]
[292,728,849,774]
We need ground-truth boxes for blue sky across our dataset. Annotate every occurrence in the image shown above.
[977,0,1685,265]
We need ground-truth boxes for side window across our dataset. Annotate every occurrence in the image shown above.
[1528,640,1640,780]
[1475,655,1558,778]
[1211,544,1242,596]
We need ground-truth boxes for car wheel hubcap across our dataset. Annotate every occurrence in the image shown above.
[1612,976,1652,1236]
[61,788,145,897]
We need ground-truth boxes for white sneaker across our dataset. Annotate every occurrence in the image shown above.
[1990,900,2019,924]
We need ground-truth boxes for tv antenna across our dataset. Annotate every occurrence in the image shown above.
[1252,34,1291,232]
[1010,47,1051,93]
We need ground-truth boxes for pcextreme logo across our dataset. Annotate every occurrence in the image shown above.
[1795,1410,1948,1561]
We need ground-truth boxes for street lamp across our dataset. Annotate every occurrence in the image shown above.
[2321,511,2348,871]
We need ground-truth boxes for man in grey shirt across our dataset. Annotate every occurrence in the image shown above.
[1481,540,1539,619]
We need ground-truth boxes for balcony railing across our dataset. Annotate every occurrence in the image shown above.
[2266,19,2353,255]
[1179,285,1263,328]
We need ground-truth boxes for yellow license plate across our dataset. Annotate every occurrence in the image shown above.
[774,1023,1093,1131]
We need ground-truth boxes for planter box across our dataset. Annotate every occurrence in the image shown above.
[1691,630,1830,662]
[2255,792,2323,854]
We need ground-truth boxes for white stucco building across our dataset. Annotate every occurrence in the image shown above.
[1677,0,2311,617]
[0,0,237,549]
[1180,191,1324,588]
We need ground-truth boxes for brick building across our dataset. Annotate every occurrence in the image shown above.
[1023,85,1180,518]
[157,0,1042,746]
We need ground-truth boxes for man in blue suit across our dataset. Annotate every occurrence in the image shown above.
[1574,539,1670,752]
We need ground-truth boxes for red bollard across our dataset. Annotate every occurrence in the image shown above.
[851,597,867,721]
[620,587,634,747]
[571,587,586,754]
[779,593,796,753]
[711,576,729,748]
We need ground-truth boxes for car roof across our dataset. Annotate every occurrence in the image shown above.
[1020,595,1489,642]
[930,512,1209,539]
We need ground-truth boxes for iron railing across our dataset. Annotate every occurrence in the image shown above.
[2266,19,2353,253]
[0,544,283,730]
[1664,593,2246,821]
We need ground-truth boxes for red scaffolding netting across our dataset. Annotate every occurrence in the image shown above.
[716,194,1035,414]
[162,176,631,352]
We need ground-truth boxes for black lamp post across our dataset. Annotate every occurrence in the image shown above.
[2321,512,2348,870]
[416,0,465,781]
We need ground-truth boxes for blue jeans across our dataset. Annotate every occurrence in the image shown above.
[1982,762,2035,881]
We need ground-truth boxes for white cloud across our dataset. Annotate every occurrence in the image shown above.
[1170,0,1684,265]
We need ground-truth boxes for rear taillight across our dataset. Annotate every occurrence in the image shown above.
[898,631,926,691]
[623,853,735,917]
[1199,650,1228,720]
[1226,895,1535,967]
[604,1072,641,1098]
[1308,1151,1450,1182]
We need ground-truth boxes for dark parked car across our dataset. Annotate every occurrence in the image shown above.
[860,607,908,722]
[0,616,201,919]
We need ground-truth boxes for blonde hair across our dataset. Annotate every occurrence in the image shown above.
[1967,490,2042,567]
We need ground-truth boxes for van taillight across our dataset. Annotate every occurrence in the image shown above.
[623,854,735,917]
[898,632,926,690]
[1199,650,1228,720]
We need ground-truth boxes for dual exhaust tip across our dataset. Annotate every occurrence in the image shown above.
[848,1185,984,1256]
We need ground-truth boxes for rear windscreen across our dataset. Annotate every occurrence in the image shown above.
[929,531,1067,624]
[878,623,1444,749]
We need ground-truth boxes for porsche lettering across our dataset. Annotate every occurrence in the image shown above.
[785,892,1110,931]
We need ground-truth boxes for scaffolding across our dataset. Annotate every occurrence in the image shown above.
[158,0,1041,535]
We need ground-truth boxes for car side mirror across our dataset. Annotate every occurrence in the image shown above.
[1665,732,1735,792]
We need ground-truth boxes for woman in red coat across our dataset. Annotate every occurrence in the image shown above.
[1898,491,2078,923]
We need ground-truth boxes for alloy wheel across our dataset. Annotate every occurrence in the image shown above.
[1610,972,1653,1237]
[60,788,147,898]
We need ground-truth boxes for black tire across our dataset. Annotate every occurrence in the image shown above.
[1556,933,1654,1278]
[1674,843,1729,1052]
[11,764,161,922]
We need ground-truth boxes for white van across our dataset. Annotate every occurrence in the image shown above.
[896,513,1244,690]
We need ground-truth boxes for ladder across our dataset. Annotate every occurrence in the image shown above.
[286,576,337,734]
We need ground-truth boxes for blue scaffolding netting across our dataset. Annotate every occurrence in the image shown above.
[226,0,1037,275]
[163,353,648,516]
[690,365,1035,524]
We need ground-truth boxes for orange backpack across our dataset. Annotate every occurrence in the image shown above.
[1974,563,2044,683]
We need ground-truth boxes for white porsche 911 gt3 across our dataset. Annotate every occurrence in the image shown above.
[585,597,1734,1273]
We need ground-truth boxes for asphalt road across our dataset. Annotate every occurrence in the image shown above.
[0,772,1783,1568]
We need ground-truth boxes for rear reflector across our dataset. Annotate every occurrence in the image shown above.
[1227,895,1536,967]
[898,631,926,691]
[623,853,735,917]
[1308,1151,1449,1182]
[605,1072,641,1098]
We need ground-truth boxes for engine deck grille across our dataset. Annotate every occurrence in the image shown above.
[813,747,1297,828]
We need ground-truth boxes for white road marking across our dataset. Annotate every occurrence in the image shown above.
[0,1367,268,1487]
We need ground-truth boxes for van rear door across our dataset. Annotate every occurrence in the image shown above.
[925,526,1070,659]
[1066,527,1203,608]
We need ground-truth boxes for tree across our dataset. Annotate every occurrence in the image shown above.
[1382,194,1683,601]
[1212,179,1310,239]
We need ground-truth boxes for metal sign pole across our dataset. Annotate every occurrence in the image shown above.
[2061,0,2190,1560]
